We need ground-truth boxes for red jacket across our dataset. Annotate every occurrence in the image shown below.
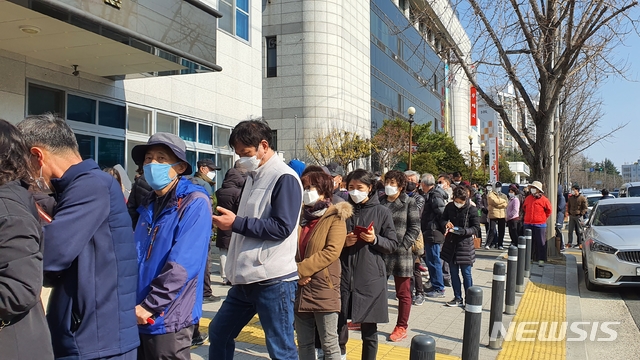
[523,194,552,225]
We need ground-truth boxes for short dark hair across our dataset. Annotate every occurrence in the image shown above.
[0,119,34,186]
[453,186,468,201]
[17,113,79,154]
[437,173,451,184]
[228,118,273,149]
[452,171,462,178]
[345,169,377,194]
[301,165,325,177]
[572,184,580,190]
[384,170,407,191]
[601,188,609,196]
[301,171,334,200]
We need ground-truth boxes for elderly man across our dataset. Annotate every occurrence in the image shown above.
[327,161,348,201]
[18,114,139,359]
[420,173,447,298]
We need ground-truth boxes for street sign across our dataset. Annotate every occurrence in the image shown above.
[595,180,603,185]
[589,167,595,173]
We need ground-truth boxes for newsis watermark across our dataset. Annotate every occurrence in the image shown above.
[490,321,620,342]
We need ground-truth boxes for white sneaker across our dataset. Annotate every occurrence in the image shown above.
[341,354,347,360]
[315,348,324,360]
[484,246,490,250]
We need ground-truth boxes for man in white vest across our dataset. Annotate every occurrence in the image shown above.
[209,119,303,360]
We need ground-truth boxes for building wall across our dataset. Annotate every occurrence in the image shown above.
[263,0,371,162]
[621,163,640,183]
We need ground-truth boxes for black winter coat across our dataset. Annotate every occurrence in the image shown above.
[440,201,480,266]
[0,181,54,360]
[127,174,152,229]
[340,195,398,324]
[421,186,447,244]
[215,168,247,249]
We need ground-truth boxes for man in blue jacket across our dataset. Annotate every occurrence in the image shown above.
[18,114,139,359]
[131,132,212,360]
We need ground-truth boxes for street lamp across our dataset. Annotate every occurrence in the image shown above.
[481,142,486,177]
[468,135,474,181]
[407,106,416,170]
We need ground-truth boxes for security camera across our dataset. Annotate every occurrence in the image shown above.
[72,65,79,77]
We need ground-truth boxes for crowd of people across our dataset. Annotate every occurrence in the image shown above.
[0,115,557,360]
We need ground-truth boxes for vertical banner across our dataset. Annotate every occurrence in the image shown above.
[470,86,477,126]
[489,136,499,183]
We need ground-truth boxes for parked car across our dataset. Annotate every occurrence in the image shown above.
[580,193,615,226]
[582,197,640,291]
[619,182,640,197]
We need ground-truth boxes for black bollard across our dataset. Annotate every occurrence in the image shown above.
[462,286,483,360]
[410,335,436,360]
[516,236,526,293]
[505,245,517,315]
[524,228,532,278]
[488,262,506,350]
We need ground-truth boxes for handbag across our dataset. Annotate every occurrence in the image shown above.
[412,231,425,256]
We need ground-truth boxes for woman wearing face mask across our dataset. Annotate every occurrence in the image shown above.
[338,169,398,360]
[379,171,420,342]
[294,170,351,360]
[506,184,522,245]
[0,119,54,359]
[440,186,481,307]
[522,181,552,266]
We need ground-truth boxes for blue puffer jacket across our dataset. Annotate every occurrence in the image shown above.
[135,177,212,335]
[45,159,138,359]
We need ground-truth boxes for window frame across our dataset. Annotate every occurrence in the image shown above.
[218,0,251,43]
[266,36,277,78]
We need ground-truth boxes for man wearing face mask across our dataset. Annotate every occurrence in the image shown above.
[451,172,463,188]
[328,162,349,201]
[130,133,213,359]
[437,174,453,202]
[566,185,587,248]
[420,173,448,298]
[209,119,303,360]
[17,114,139,359]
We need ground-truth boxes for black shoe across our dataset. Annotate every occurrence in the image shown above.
[192,333,209,346]
[443,279,451,287]
[203,295,221,303]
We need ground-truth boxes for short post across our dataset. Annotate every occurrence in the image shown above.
[410,335,436,360]
[505,245,517,315]
[516,236,526,293]
[462,286,483,360]
[489,262,506,350]
[524,228,532,277]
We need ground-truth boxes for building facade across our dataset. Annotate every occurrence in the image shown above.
[263,0,472,165]
[621,162,640,183]
[0,0,262,184]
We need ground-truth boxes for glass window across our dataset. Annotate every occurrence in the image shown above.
[271,130,278,151]
[186,150,197,176]
[198,124,213,145]
[67,94,96,124]
[157,113,177,134]
[217,153,234,185]
[266,36,277,77]
[128,107,151,134]
[215,126,231,149]
[28,84,64,116]
[180,120,197,141]
[99,102,126,129]
[75,134,95,161]
[218,0,249,41]
[98,137,125,169]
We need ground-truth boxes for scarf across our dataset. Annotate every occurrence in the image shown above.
[302,199,331,224]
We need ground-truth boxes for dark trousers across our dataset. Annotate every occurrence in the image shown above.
[101,349,137,360]
[526,225,547,262]
[486,218,506,248]
[507,219,522,245]
[411,256,424,295]
[555,223,564,249]
[203,242,212,297]
[138,325,195,360]
[338,317,378,360]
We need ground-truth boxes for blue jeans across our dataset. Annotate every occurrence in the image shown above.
[424,242,444,291]
[208,280,298,360]
[449,262,473,300]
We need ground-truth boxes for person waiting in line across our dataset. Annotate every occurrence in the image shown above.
[556,185,567,252]
[565,185,587,248]
[523,181,552,266]
[506,184,522,246]
[440,186,480,307]
[295,169,351,360]
[404,170,427,306]
[485,182,508,250]
[420,173,447,299]
[128,164,152,230]
[327,162,349,201]
[130,133,213,359]
[338,169,398,360]
[436,174,453,287]
[380,170,421,342]
[0,119,54,360]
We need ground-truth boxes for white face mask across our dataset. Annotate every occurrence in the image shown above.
[530,188,538,194]
[454,201,465,208]
[236,155,260,172]
[454,181,461,185]
[509,192,515,198]
[486,186,492,192]
[349,189,368,204]
[206,171,216,180]
[303,190,320,206]
[437,184,445,189]
[384,185,398,196]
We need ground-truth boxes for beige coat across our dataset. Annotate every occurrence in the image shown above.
[295,202,352,313]
[487,191,508,219]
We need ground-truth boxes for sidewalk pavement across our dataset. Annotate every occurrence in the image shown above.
[192,247,536,360]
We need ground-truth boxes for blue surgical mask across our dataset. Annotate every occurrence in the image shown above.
[144,162,179,190]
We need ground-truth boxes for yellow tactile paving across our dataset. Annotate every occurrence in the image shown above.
[198,316,460,359]
[497,282,567,360]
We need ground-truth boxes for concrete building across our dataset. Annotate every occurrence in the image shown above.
[262,0,473,165]
[621,162,640,183]
[478,87,536,152]
[0,0,262,184]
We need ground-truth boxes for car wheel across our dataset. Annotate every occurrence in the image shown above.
[583,260,600,291]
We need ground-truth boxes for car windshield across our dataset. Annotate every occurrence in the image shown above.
[628,187,640,197]
[587,195,614,207]
[592,203,640,226]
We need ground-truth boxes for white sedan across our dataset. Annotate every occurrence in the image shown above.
[582,197,640,291]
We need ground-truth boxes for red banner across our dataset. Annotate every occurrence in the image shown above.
[470,86,477,126]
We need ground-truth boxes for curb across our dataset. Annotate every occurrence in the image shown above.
[564,254,588,360]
